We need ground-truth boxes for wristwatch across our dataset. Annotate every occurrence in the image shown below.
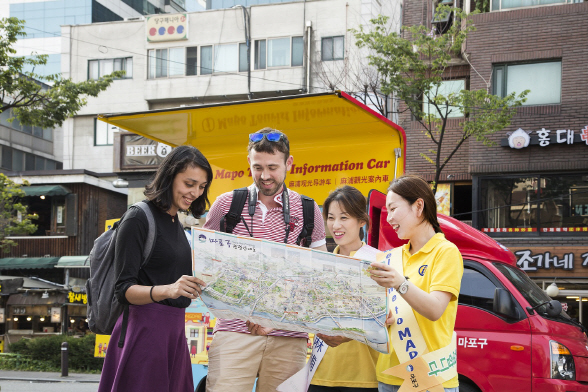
[397,277,410,295]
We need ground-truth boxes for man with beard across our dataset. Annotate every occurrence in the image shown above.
[204,127,327,392]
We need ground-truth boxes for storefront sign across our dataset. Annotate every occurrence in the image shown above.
[50,307,61,323]
[120,134,173,170]
[434,183,451,216]
[512,247,588,275]
[68,292,87,305]
[146,14,188,42]
[502,126,588,149]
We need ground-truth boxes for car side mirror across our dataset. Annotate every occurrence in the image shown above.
[493,288,521,320]
[545,300,562,317]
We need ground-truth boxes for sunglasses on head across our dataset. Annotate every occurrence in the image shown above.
[249,132,283,143]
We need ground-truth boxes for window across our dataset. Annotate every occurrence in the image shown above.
[94,118,117,146]
[169,48,185,77]
[255,37,303,69]
[322,36,344,61]
[186,47,198,76]
[239,43,248,72]
[0,146,60,172]
[201,46,212,75]
[0,108,53,141]
[493,61,561,106]
[491,0,567,11]
[422,79,465,118]
[268,38,290,67]
[255,40,267,70]
[214,44,239,73]
[478,174,588,234]
[459,266,498,313]
[88,57,132,80]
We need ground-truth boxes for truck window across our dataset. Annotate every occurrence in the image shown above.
[459,266,497,313]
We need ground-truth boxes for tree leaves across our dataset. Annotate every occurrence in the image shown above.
[0,174,37,253]
[0,17,123,128]
[352,7,528,193]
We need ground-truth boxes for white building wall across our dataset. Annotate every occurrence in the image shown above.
[63,0,401,173]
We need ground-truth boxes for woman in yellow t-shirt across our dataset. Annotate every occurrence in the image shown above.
[309,186,380,392]
[369,175,463,392]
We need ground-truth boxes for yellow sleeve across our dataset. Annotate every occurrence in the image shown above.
[428,242,464,301]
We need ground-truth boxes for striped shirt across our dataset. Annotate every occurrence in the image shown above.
[203,185,326,338]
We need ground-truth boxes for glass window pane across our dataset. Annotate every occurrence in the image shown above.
[1,145,12,170]
[255,40,266,70]
[22,123,33,134]
[125,57,133,78]
[99,59,114,77]
[113,58,122,72]
[32,126,43,138]
[333,36,344,60]
[494,67,504,97]
[423,79,465,118]
[43,127,53,141]
[506,62,561,105]
[539,175,588,231]
[34,156,45,171]
[95,119,108,145]
[501,0,563,9]
[45,160,56,170]
[186,47,198,76]
[322,38,333,61]
[214,44,239,73]
[108,125,116,145]
[478,177,538,231]
[239,43,248,72]
[13,149,24,172]
[458,267,497,312]
[148,50,156,79]
[88,60,99,80]
[201,46,212,75]
[291,37,303,67]
[25,153,35,171]
[268,38,290,67]
[156,49,168,78]
[169,48,185,76]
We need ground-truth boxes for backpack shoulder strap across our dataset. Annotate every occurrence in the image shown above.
[296,195,315,248]
[132,201,157,268]
[219,188,249,234]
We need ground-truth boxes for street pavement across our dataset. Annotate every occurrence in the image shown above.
[0,370,99,391]
[0,381,98,392]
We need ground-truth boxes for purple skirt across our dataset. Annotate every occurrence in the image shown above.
[98,302,193,392]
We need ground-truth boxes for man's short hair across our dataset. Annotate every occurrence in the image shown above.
[247,127,290,161]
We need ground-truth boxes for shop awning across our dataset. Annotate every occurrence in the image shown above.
[0,257,59,270]
[21,185,71,197]
[7,292,67,306]
[56,256,89,268]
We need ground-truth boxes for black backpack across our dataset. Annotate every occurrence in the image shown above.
[219,186,315,247]
[86,202,156,347]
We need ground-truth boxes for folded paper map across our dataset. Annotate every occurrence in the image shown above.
[191,227,390,354]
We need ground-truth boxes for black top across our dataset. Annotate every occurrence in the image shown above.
[114,200,192,308]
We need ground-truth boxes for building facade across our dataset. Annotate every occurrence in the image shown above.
[60,0,400,202]
[400,0,588,324]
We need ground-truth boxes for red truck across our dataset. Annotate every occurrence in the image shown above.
[367,189,588,392]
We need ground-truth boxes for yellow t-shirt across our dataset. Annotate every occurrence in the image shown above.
[376,233,463,388]
[311,244,380,388]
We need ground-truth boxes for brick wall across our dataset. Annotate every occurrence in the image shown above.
[398,1,588,179]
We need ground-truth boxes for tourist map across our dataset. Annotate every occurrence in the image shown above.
[191,227,390,353]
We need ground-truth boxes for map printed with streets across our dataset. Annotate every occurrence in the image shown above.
[191,227,390,353]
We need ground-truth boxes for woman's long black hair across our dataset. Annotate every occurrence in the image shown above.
[144,145,213,218]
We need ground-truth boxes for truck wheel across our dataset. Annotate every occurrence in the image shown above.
[195,376,207,392]
[460,382,481,392]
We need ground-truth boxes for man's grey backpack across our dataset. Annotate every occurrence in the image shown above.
[86,202,156,347]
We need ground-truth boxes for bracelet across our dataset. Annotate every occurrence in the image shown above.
[150,286,156,303]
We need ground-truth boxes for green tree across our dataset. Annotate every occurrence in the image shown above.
[0,17,124,128]
[0,174,37,253]
[352,7,528,193]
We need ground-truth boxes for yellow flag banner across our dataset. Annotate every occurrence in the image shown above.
[379,249,457,392]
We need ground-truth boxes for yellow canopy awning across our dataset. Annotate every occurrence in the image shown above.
[99,92,406,202]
